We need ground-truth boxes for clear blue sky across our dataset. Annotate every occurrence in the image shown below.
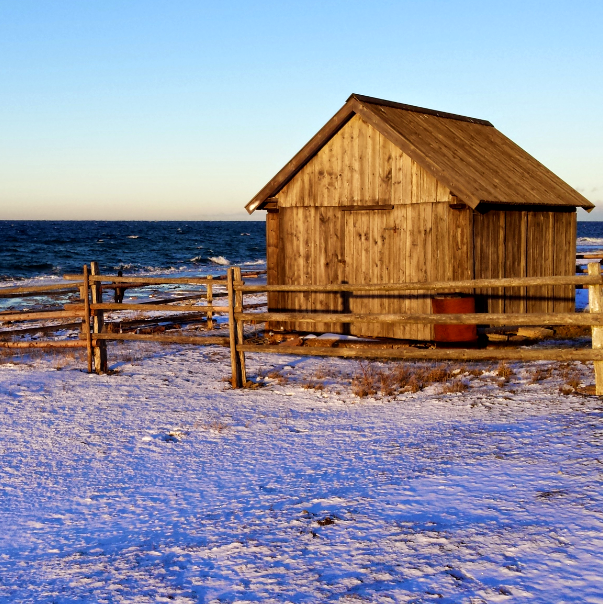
[0,0,601,220]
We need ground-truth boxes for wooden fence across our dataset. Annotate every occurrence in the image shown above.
[0,278,89,358]
[3,263,603,395]
[0,263,239,372]
[230,263,603,394]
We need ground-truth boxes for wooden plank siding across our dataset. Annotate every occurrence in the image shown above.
[277,114,438,208]
[473,209,575,315]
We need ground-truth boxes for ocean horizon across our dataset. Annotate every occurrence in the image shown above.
[2,219,603,286]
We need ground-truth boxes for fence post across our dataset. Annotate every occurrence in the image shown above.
[206,275,213,330]
[82,265,93,373]
[90,261,108,374]
[588,262,603,394]
[227,268,243,388]
[234,266,247,385]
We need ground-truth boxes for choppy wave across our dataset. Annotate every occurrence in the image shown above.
[209,256,230,266]
[577,237,603,246]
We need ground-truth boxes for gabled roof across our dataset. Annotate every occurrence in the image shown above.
[246,94,594,213]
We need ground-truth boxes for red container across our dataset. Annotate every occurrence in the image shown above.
[431,295,478,343]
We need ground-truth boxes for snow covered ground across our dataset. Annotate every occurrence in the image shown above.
[1,345,603,603]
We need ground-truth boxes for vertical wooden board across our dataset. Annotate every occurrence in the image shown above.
[324,137,335,207]
[410,160,420,204]
[314,139,328,207]
[349,116,361,205]
[553,212,576,312]
[331,125,343,205]
[370,211,388,337]
[328,207,345,332]
[417,203,433,341]
[503,211,526,313]
[285,164,301,208]
[378,134,393,205]
[526,211,546,313]
[472,212,485,312]
[387,205,404,339]
[391,148,404,204]
[292,207,305,329]
[302,154,316,208]
[367,124,380,204]
[343,211,358,333]
[380,210,396,338]
[357,118,368,204]
[405,203,422,340]
[448,207,467,282]
[543,212,554,313]
[436,180,451,203]
[277,208,290,328]
[432,203,449,283]
[491,211,506,314]
[401,153,413,205]
[266,212,279,313]
[420,167,438,205]
[300,207,313,331]
[339,118,350,206]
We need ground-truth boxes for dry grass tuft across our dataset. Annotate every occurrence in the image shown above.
[197,420,230,433]
[351,363,380,398]
[496,362,515,379]
[267,369,289,385]
[441,379,469,394]
[350,361,477,398]
[302,379,325,391]
[529,366,554,384]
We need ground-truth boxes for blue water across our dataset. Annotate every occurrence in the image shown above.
[576,222,603,253]
[1,220,601,285]
[0,221,265,284]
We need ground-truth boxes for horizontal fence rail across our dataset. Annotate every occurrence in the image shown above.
[235,312,603,326]
[237,274,599,293]
[236,345,603,362]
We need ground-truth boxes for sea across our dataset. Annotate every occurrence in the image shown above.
[1,220,603,286]
[0,221,266,286]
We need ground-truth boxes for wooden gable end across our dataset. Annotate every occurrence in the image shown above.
[275,115,454,208]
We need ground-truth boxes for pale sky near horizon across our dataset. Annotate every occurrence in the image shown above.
[0,0,601,221]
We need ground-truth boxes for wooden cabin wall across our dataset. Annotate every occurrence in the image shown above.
[473,210,576,313]
[271,203,474,339]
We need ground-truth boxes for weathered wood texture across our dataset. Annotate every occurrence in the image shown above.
[354,98,592,210]
[269,201,473,339]
[473,210,576,314]
[277,115,445,209]
[237,345,603,362]
[90,333,229,345]
[236,311,603,326]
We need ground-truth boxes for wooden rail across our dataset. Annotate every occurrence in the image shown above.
[237,274,597,293]
[235,312,603,326]
[0,277,89,364]
[228,264,603,393]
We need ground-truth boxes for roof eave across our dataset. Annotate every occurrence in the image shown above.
[245,101,358,214]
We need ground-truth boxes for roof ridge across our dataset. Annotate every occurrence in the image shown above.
[349,94,494,127]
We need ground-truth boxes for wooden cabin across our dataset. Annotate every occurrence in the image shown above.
[245,94,594,340]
